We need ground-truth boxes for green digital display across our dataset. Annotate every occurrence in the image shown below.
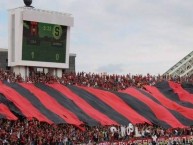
[22,20,67,63]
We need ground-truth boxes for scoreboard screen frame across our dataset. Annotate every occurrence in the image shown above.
[8,7,74,69]
[22,20,67,63]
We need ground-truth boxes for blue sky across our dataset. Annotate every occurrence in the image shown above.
[1,0,193,75]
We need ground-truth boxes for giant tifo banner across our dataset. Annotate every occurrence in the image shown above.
[98,135,193,145]
[0,81,193,128]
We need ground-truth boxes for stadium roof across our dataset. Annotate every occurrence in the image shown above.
[0,48,8,52]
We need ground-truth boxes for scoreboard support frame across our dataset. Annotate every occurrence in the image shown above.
[12,66,63,79]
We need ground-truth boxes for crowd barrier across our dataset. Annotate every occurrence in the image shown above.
[97,135,193,145]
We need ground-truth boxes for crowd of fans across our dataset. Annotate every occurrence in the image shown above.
[0,118,193,145]
[1,68,193,91]
[1,68,193,144]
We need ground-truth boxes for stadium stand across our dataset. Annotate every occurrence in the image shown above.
[0,68,193,144]
[163,51,193,78]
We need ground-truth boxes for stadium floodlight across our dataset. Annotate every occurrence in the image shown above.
[23,0,32,7]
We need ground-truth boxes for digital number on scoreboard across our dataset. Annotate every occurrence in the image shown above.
[22,20,67,63]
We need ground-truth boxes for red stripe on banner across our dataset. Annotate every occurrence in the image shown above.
[48,84,118,126]
[0,104,17,120]
[0,83,52,124]
[79,86,151,125]
[20,83,83,126]
[168,81,193,104]
[121,88,185,128]
[145,85,193,120]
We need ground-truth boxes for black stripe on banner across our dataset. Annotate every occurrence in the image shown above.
[137,89,161,104]
[113,91,171,129]
[0,93,24,119]
[67,85,131,125]
[35,83,99,126]
[155,81,193,108]
[138,88,193,126]
[181,82,193,94]
[4,82,65,124]
[0,114,6,119]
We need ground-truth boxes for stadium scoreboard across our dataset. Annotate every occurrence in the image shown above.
[8,7,74,68]
[22,21,67,63]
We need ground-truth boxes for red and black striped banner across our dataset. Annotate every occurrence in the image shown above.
[0,81,193,128]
